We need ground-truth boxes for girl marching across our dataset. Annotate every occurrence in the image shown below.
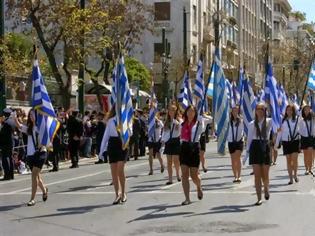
[227,105,244,183]
[246,103,272,206]
[99,107,129,205]
[180,105,204,205]
[299,104,315,175]
[162,105,181,185]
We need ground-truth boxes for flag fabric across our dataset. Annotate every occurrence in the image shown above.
[307,60,315,90]
[241,76,256,136]
[194,59,204,113]
[232,81,241,106]
[110,65,117,107]
[277,84,288,116]
[178,70,193,110]
[257,89,265,103]
[311,92,315,112]
[264,62,281,132]
[32,60,60,146]
[290,94,300,113]
[213,49,230,154]
[116,56,133,150]
[206,68,214,97]
[238,67,245,103]
[148,80,157,141]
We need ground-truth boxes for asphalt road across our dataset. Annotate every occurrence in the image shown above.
[1,142,315,236]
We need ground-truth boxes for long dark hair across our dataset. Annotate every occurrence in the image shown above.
[254,103,267,139]
[282,104,297,122]
[230,105,241,126]
[27,109,35,135]
[302,106,312,121]
[182,105,197,124]
[164,104,178,130]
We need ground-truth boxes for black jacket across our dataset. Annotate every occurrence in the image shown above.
[67,116,84,138]
[0,120,14,155]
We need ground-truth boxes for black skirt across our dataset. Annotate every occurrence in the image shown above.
[249,140,271,165]
[164,137,180,155]
[107,137,128,164]
[180,141,200,168]
[200,133,206,151]
[147,141,162,155]
[300,136,314,150]
[228,141,244,154]
[282,140,300,155]
[27,152,47,170]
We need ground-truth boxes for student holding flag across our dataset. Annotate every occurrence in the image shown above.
[227,105,244,183]
[246,103,272,206]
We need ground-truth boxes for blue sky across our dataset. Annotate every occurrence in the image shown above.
[289,0,315,22]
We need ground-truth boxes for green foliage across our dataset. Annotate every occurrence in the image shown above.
[124,57,150,92]
[290,11,306,22]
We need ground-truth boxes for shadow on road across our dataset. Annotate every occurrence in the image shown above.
[128,204,194,223]
[0,203,25,212]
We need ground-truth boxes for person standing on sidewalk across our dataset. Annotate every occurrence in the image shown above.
[67,110,83,168]
[95,112,107,164]
[246,103,272,206]
[227,105,244,183]
[179,105,204,205]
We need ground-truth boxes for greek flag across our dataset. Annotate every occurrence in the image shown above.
[116,56,133,150]
[238,67,245,103]
[264,62,281,132]
[225,79,233,108]
[241,75,256,136]
[311,92,315,112]
[213,49,229,154]
[194,59,204,113]
[277,84,288,116]
[206,68,214,97]
[178,70,193,110]
[148,80,157,140]
[110,65,117,107]
[290,94,300,112]
[32,60,60,146]
[232,81,241,106]
[307,60,315,90]
[257,89,265,103]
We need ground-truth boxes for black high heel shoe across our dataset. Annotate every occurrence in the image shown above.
[113,195,122,205]
[43,187,48,202]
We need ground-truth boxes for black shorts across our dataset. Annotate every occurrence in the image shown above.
[164,137,180,155]
[200,134,206,151]
[228,141,244,154]
[107,137,128,164]
[147,141,162,155]
[300,136,315,150]
[249,140,271,165]
[180,141,200,168]
[27,152,47,170]
[282,140,300,155]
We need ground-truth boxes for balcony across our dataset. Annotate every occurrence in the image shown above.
[203,26,214,43]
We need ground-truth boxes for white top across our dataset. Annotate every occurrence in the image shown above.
[20,125,38,156]
[279,118,300,141]
[246,118,272,152]
[202,115,212,132]
[299,118,315,137]
[227,120,244,142]
[180,116,205,143]
[148,119,163,142]
[161,119,181,142]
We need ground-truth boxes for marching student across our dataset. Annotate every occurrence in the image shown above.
[180,105,204,205]
[227,105,244,183]
[246,103,272,206]
[99,107,130,205]
[277,104,300,185]
[199,113,212,173]
[299,104,315,175]
[162,105,181,185]
[15,110,48,206]
[147,112,165,175]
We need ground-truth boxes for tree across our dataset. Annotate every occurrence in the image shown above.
[290,11,306,22]
[124,56,150,91]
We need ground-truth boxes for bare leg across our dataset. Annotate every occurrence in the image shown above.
[148,148,154,174]
[37,173,46,193]
[286,156,293,182]
[261,164,270,197]
[167,155,173,183]
[173,155,181,180]
[230,152,237,179]
[292,153,298,180]
[253,164,262,202]
[235,150,242,179]
[181,165,190,202]
[200,150,206,170]
[30,167,41,201]
[156,153,164,170]
[110,163,120,197]
[117,161,126,197]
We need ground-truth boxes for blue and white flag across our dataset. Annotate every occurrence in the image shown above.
[311,92,315,112]
[207,68,214,97]
[277,84,288,116]
[239,67,245,103]
[194,59,204,113]
[178,70,193,110]
[32,60,60,146]
[290,94,300,112]
[264,63,281,132]
[307,60,315,91]
[232,81,241,106]
[257,89,265,103]
[241,76,256,136]
[110,65,117,107]
[148,79,157,141]
[116,56,133,150]
[213,49,229,154]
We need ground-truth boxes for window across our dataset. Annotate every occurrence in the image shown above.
[274,3,281,12]
[193,5,197,25]
[154,43,164,63]
[203,12,207,25]
[274,21,280,31]
[154,2,171,21]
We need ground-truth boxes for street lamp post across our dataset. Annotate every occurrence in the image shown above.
[0,0,6,114]
[78,0,85,114]
[161,52,172,108]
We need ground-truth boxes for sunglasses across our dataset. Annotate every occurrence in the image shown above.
[256,107,265,111]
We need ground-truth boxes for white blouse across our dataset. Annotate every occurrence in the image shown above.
[299,118,315,137]
[202,115,212,132]
[148,119,164,142]
[246,118,272,152]
[161,119,181,142]
[227,120,244,143]
[279,118,300,141]
[20,125,39,156]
